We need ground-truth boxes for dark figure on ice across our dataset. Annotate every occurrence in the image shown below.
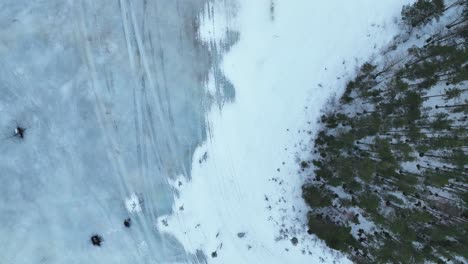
[14,126,26,139]
[91,234,103,247]
[124,218,131,228]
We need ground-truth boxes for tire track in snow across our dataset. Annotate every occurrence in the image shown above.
[119,0,168,221]
[74,3,161,262]
[117,1,204,262]
[75,0,131,198]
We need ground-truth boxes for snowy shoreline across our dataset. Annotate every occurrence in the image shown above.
[157,1,413,263]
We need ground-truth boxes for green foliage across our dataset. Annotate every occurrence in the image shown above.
[307,214,358,251]
[392,142,415,161]
[373,138,395,162]
[358,192,380,213]
[356,157,374,182]
[373,237,429,263]
[411,210,433,223]
[444,87,464,100]
[402,0,445,27]
[430,112,452,131]
[450,148,467,170]
[390,218,417,240]
[303,4,468,262]
[302,185,333,208]
[403,91,423,120]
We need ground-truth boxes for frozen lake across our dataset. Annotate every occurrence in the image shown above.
[0,0,231,263]
[0,0,412,263]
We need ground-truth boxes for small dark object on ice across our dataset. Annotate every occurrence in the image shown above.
[14,126,26,139]
[91,234,103,247]
[124,218,131,228]
[290,237,299,246]
[211,251,217,258]
[237,232,246,238]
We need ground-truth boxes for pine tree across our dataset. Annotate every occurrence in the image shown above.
[402,0,446,28]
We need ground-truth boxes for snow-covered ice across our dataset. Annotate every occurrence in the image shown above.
[158,0,413,263]
[125,193,143,214]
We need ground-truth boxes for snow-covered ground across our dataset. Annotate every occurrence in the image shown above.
[157,0,413,263]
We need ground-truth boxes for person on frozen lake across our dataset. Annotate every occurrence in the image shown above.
[14,126,26,139]
[91,234,103,247]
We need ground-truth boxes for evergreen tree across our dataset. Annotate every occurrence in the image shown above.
[302,3,467,262]
[402,0,446,27]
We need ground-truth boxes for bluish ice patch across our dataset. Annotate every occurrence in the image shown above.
[0,0,234,263]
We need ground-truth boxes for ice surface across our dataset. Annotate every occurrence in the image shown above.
[0,0,229,263]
